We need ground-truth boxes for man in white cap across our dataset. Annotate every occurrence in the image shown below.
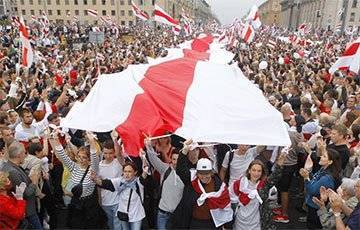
[170,140,233,229]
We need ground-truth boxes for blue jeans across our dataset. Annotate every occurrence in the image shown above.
[27,214,43,230]
[157,209,171,230]
[119,219,142,230]
[102,204,121,229]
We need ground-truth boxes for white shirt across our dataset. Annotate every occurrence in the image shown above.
[111,177,145,222]
[222,147,258,186]
[98,159,122,206]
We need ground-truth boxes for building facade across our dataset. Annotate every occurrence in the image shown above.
[258,0,282,26]
[0,0,18,16]
[14,0,212,26]
[279,0,360,32]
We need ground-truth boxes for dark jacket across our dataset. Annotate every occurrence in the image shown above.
[170,153,223,229]
[0,161,37,217]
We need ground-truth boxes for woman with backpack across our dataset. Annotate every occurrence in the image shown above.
[91,161,148,230]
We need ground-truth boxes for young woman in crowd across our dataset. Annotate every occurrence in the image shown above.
[299,147,342,229]
[49,131,106,228]
[231,150,286,230]
[91,162,148,230]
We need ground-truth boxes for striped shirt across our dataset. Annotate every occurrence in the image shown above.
[55,146,98,197]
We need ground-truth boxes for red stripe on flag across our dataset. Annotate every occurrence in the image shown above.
[22,47,28,67]
[342,42,360,57]
[154,10,179,25]
[244,26,252,42]
[116,36,212,156]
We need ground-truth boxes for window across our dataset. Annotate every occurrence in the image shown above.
[352,0,357,8]
[120,10,125,16]
[65,0,69,4]
[67,20,70,24]
[75,10,79,15]
[30,9,34,15]
[350,12,355,22]
[56,0,60,4]
[84,10,88,15]
[111,10,115,16]
[20,0,24,4]
[48,9,52,15]
[101,0,105,4]
[120,0,124,5]
[38,0,41,4]
[83,0,87,4]
[29,0,33,5]
[111,0,114,5]
[152,0,155,5]
[128,0,131,4]
[57,10,61,15]
[92,0,96,4]
[47,0,51,5]
[21,9,26,15]
[74,0,78,5]
[102,10,106,15]
[129,20,133,26]
[39,9,42,14]
[128,10,132,16]
[139,0,143,5]
[121,20,125,25]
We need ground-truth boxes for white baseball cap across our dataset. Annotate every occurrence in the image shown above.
[196,158,212,172]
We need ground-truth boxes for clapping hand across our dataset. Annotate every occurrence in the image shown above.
[299,168,310,180]
[12,182,26,200]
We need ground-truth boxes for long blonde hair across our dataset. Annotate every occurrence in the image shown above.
[0,171,9,191]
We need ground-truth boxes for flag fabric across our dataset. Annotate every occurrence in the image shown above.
[11,16,20,27]
[247,5,261,30]
[172,25,181,35]
[241,24,255,44]
[329,38,360,74]
[87,9,98,17]
[19,17,34,68]
[73,16,79,21]
[267,39,276,49]
[62,35,290,156]
[31,15,37,22]
[154,4,179,27]
[131,1,149,21]
[183,20,192,36]
[92,26,101,32]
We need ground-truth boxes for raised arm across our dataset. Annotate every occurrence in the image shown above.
[49,134,76,171]
[144,138,168,175]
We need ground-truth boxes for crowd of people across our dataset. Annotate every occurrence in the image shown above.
[0,16,359,230]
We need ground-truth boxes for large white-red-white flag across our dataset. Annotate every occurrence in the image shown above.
[154,4,179,27]
[131,1,149,21]
[62,35,290,156]
[247,5,261,30]
[329,38,360,74]
[19,17,33,68]
[241,23,255,43]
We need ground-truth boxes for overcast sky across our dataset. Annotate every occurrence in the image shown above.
[208,0,266,25]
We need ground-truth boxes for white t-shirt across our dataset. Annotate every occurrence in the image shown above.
[98,159,122,206]
[222,147,258,186]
